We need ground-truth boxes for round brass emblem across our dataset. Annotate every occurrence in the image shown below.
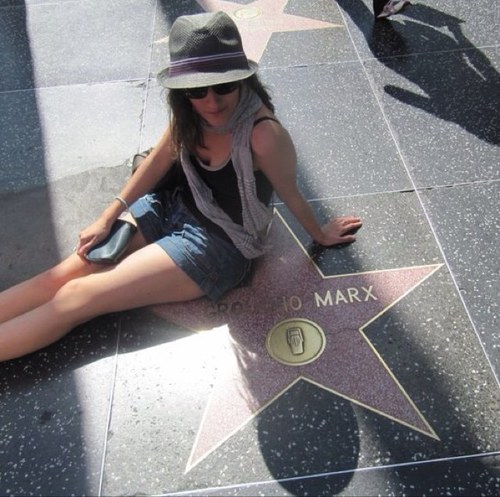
[234,7,263,19]
[266,318,326,366]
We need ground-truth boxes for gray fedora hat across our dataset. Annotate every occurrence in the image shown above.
[157,11,258,89]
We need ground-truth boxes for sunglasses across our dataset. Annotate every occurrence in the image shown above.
[182,81,241,99]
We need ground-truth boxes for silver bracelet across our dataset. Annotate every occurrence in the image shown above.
[114,195,130,212]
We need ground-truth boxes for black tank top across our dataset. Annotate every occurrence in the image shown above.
[181,116,279,239]
[191,156,273,225]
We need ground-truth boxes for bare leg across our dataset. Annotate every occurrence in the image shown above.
[0,254,100,324]
[0,243,204,362]
[0,215,145,325]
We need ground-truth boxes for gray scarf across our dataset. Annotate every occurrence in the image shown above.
[179,85,273,258]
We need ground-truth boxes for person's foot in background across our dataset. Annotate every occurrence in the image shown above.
[377,0,412,19]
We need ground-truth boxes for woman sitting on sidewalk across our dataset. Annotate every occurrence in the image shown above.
[0,11,361,362]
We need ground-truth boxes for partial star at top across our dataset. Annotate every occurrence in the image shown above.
[197,0,342,61]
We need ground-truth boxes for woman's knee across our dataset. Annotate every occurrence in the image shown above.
[40,253,96,289]
[50,273,112,322]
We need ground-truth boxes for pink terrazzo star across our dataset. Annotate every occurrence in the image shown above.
[196,0,341,61]
[152,212,442,471]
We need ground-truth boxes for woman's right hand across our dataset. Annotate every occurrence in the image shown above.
[76,217,113,257]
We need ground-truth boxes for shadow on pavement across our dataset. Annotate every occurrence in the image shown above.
[337,0,500,145]
[0,4,92,496]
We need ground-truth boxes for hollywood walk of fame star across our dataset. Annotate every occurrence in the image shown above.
[196,0,342,61]
[152,211,443,471]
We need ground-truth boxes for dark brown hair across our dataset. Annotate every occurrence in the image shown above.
[167,74,275,156]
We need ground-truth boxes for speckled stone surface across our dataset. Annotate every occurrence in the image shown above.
[0,317,119,496]
[0,0,499,495]
[338,0,500,60]
[363,47,499,186]
[0,0,155,91]
[420,182,500,378]
[0,83,147,193]
[263,64,414,198]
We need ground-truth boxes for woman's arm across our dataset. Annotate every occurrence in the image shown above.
[76,127,177,255]
[252,119,362,246]
[112,127,177,216]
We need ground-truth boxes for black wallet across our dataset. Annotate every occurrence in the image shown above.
[85,219,137,264]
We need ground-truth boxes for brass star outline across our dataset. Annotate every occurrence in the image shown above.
[152,211,443,472]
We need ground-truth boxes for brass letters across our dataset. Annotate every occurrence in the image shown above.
[314,285,377,307]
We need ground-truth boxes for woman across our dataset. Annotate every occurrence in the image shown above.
[0,12,361,362]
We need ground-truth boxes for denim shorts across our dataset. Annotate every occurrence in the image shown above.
[129,189,252,301]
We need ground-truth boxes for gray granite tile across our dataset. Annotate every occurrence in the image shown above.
[139,79,170,152]
[1,165,129,290]
[277,190,442,275]
[179,454,500,496]
[0,89,46,194]
[0,317,118,496]
[363,46,499,187]
[101,310,223,495]
[0,81,144,193]
[261,63,412,199]
[1,186,65,290]
[0,167,128,496]
[360,266,500,459]
[258,28,355,69]
[337,0,500,60]
[420,181,500,379]
[0,0,156,91]
[0,4,35,91]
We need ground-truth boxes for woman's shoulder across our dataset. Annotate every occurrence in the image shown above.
[253,106,281,127]
[251,107,291,156]
[253,106,279,124]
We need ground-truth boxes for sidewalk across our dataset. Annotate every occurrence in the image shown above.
[0,1,499,495]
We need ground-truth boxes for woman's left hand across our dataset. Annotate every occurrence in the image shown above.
[318,216,362,246]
